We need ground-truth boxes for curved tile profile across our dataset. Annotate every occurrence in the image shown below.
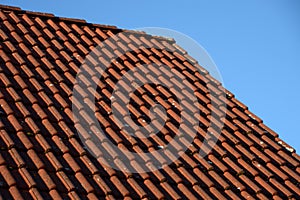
[0,4,299,200]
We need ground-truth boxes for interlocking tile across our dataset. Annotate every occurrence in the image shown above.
[0,4,299,200]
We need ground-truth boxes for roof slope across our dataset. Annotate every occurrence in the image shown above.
[0,4,299,200]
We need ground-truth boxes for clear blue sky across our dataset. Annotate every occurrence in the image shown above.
[1,1,299,153]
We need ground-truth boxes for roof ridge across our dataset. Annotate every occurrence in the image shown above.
[0,4,118,30]
[0,4,21,11]
[0,4,179,43]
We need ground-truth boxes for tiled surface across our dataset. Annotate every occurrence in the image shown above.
[0,4,299,200]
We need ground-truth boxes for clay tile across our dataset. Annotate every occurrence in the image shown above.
[0,11,8,21]
[172,52,187,62]
[209,187,227,199]
[209,170,231,190]
[41,28,54,40]
[52,135,69,154]
[269,178,293,197]
[45,19,58,32]
[162,166,182,184]
[9,148,25,168]
[0,100,12,116]
[22,14,34,27]
[281,165,300,182]
[9,186,23,200]
[19,167,36,188]
[68,191,80,200]
[292,153,300,162]
[83,26,96,38]
[128,34,142,46]
[1,166,16,187]
[0,29,9,41]
[77,43,89,55]
[57,21,70,33]
[193,185,213,200]
[29,188,44,199]
[75,172,94,193]
[65,154,83,174]
[223,157,243,175]
[178,183,197,199]
[30,26,42,37]
[23,34,35,47]
[45,152,62,171]
[127,178,147,198]
[254,176,277,195]
[27,149,44,169]
[0,129,14,149]
[250,146,271,163]
[193,168,214,188]
[7,115,22,132]
[67,137,85,156]
[149,38,166,50]
[234,131,253,147]
[224,190,241,200]
[3,21,15,32]
[117,32,131,44]
[67,34,80,46]
[81,35,93,47]
[0,73,12,87]
[7,12,20,23]
[33,17,46,28]
[208,154,228,172]
[92,174,112,195]
[178,167,198,186]
[56,171,75,192]
[264,149,285,166]
[45,48,59,60]
[56,31,68,42]
[55,59,70,72]
[25,117,40,134]
[18,43,31,56]
[285,180,300,195]
[258,123,278,138]
[59,82,73,97]
[260,135,282,151]
[241,175,262,194]
[86,193,98,200]
[3,41,17,53]
[160,182,181,199]
[278,150,299,167]
[15,102,30,118]
[252,161,274,179]
[224,172,246,191]
[110,176,130,197]
[231,98,248,110]
[37,37,50,49]
[237,158,258,176]
[244,110,263,123]
[140,180,159,198]
[232,108,250,122]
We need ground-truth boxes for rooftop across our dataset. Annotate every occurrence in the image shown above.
[0,4,299,200]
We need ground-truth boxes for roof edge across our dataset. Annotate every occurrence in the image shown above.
[0,4,118,30]
[0,4,180,44]
[0,4,21,11]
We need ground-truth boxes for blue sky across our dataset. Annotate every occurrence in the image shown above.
[1,1,299,153]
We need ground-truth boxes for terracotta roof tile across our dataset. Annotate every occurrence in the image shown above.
[0,4,299,199]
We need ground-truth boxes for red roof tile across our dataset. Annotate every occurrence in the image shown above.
[0,4,299,199]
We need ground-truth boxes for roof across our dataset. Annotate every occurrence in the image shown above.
[0,4,299,200]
